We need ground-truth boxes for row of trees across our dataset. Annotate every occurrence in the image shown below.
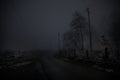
[62,10,120,66]
[63,11,87,58]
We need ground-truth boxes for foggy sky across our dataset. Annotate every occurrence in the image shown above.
[0,0,119,51]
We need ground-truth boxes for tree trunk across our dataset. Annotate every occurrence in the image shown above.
[80,28,84,51]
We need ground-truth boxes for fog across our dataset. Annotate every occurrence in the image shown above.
[0,0,119,50]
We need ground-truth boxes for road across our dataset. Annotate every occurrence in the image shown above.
[36,53,110,80]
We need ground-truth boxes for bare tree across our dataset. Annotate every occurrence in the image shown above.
[70,11,86,51]
[63,11,87,58]
[111,12,120,61]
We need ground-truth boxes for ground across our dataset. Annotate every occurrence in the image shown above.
[0,51,119,80]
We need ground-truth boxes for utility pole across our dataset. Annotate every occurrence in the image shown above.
[87,8,93,53]
[58,32,60,53]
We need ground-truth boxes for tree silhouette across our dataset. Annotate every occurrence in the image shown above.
[63,11,87,58]
[70,11,86,51]
[111,12,120,60]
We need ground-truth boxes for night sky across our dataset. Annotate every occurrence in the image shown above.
[0,0,120,51]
